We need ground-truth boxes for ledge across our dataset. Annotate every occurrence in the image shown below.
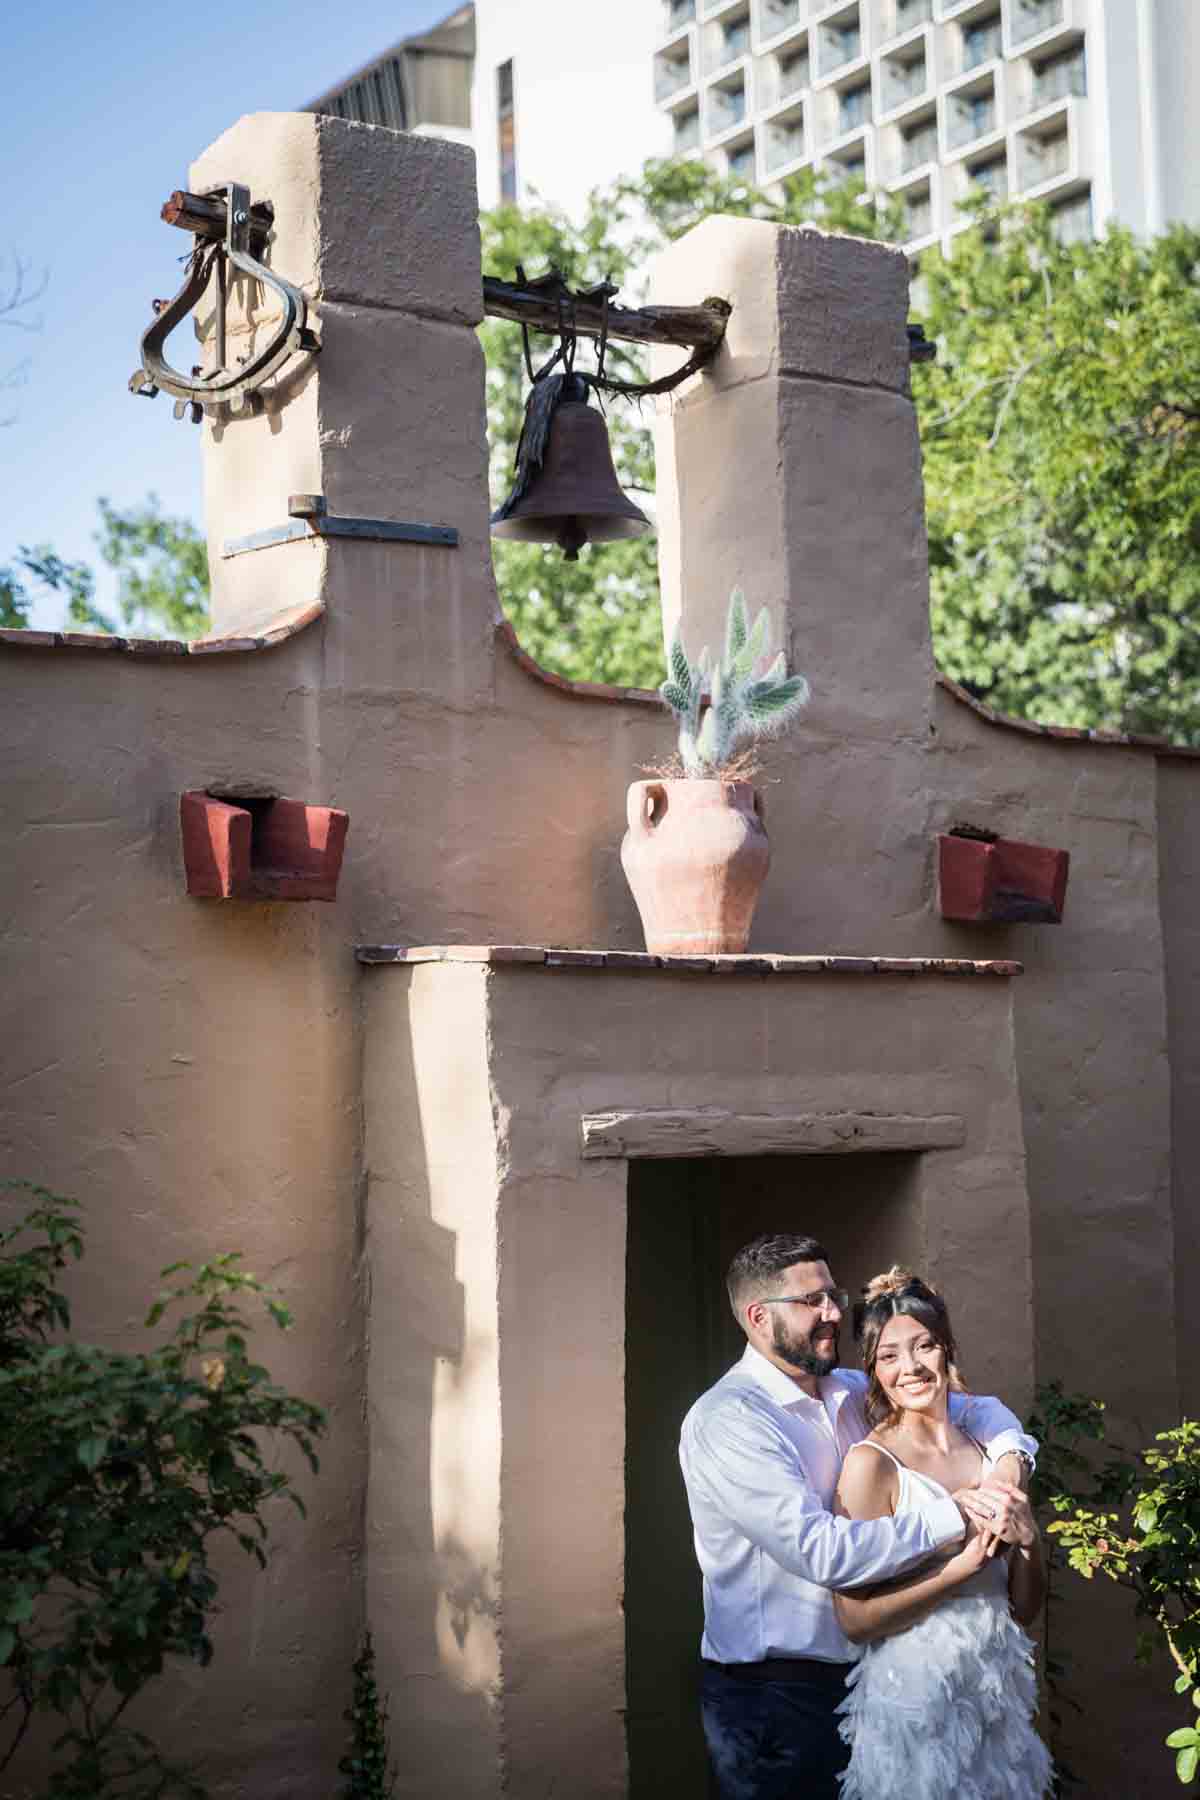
[936,673,1200,760]
[493,616,660,706]
[493,620,1200,759]
[0,599,324,659]
[355,944,1023,976]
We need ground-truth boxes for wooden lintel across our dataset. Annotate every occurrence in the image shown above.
[579,1109,966,1160]
[482,276,730,353]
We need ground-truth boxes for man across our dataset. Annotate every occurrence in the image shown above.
[680,1233,1036,1800]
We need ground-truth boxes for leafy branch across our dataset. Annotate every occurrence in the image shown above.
[0,1182,325,1797]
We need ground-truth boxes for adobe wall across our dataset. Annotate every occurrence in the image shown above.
[0,110,1194,1795]
[362,954,1032,1798]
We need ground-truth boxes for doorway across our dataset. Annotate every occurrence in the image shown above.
[624,1151,924,1796]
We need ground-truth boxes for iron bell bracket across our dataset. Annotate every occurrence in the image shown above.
[129,181,319,422]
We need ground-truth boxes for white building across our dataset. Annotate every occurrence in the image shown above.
[308,3,671,221]
[651,0,1200,252]
[471,0,671,216]
[308,1,1200,253]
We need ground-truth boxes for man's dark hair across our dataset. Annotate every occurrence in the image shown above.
[725,1233,830,1328]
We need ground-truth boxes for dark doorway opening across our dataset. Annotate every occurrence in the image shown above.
[624,1151,923,1797]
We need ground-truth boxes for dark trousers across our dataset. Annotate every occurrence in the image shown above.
[700,1659,852,1800]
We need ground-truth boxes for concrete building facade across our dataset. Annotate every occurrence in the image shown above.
[2,113,1198,1797]
[653,0,1200,251]
[309,1,1200,248]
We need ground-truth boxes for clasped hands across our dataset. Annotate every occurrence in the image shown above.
[953,1478,1038,1560]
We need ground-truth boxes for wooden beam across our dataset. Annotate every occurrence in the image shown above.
[579,1109,966,1160]
[481,275,730,354]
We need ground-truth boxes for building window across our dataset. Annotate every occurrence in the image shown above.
[962,13,1002,71]
[761,0,801,36]
[1011,0,1064,45]
[839,80,872,133]
[1051,190,1092,245]
[674,105,701,153]
[1033,45,1086,108]
[970,152,1008,199]
[728,139,757,178]
[896,0,933,28]
[822,16,862,73]
[779,47,810,97]
[948,86,996,149]
[904,191,932,239]
[900,116,937,172]
[497,60,517,202]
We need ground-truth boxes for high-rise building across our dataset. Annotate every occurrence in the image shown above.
[306,2,1200,252]
[306,2,671,221]
[305,6,475,148]
[652,0,1200,252]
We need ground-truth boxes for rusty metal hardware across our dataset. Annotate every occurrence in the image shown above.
[129,182,319,423]
[221,494,458,558]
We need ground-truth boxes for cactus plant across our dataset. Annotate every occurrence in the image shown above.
[659,589,810,777]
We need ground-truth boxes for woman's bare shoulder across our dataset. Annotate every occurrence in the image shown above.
[836,1436,900,1519]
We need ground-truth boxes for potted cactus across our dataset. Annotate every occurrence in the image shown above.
[621,590,810,955]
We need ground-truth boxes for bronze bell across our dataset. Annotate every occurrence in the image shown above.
[491,373,651,561]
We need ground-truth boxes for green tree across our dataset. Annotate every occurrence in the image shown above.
[0,1183,323,1797]
[4,497,211,640]
[919,203,1200,741]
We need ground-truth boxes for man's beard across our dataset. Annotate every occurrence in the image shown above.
[772,1313,839,1378]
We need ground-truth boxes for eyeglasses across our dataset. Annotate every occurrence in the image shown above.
[760,1287,848,1312]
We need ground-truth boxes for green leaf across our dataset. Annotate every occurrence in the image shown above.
[1169,1731,1200,1750]
[1178,1744,1199,1784]
[0,1627,14,1665]
[724,588,748,665]
[77,1434,108,1469]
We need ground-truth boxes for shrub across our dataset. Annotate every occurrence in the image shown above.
[0,1182,325,1796]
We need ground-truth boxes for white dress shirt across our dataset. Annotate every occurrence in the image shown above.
[679,1344,1037,1666]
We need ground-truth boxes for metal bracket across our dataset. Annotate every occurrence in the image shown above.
[129,181,319,422]
[221,496,458,558]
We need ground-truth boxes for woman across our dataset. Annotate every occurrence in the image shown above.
[833,1268,1052,1800]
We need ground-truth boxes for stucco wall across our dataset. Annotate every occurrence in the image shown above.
[1,111,1196,1796]
[357,957,1031,1798]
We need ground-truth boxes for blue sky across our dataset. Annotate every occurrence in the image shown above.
[2,0,451,628]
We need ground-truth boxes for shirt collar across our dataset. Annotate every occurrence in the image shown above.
[740,1343,856,1414]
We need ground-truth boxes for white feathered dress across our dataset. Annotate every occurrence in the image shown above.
[836,1441,1054,1800]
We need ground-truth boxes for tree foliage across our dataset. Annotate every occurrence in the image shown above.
[1028,1381,1200,1787]
[483,164,1200,741]
[919,204,1200,741]
[1049,1421,1200,1786]
[0,1183,324,1797]
[0,251,45,429]
[3,498,211,640]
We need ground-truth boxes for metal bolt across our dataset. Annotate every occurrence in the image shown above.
[234,209,248,226]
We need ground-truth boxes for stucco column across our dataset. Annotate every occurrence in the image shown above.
[649,219,936,743]
[189,112,495,704]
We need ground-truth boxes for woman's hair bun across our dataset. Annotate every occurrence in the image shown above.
[862,1265,927,1305]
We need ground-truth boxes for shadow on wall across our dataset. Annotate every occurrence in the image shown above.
[364,986,505,1796]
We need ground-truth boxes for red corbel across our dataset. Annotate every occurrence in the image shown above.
[181,792,348,901]
[937,832,1069,925]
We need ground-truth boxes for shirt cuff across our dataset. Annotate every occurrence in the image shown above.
[986,1428,1038,1467]
[925,1492,966,1550]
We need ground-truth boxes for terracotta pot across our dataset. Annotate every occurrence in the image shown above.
[620,779,770,955]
